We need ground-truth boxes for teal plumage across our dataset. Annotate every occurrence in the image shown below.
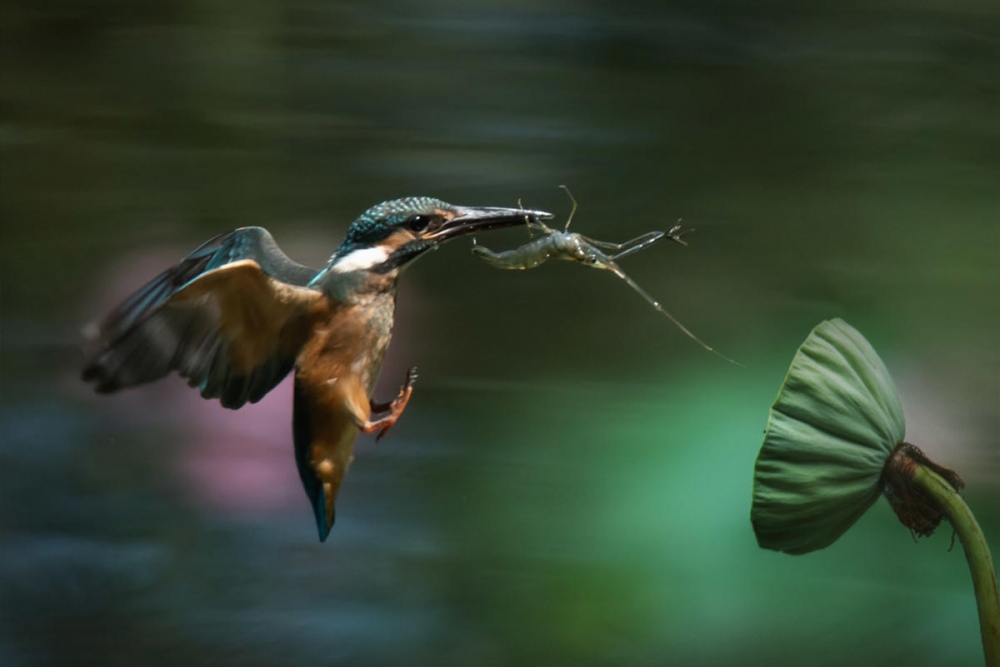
[334,197,449,259]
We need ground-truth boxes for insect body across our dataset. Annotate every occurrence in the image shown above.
[472,187,739,365]
[473,225,668,271]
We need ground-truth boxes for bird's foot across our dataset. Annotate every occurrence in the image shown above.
[365,367,418,441]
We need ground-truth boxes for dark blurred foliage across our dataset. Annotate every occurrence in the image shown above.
[1,1,998,665]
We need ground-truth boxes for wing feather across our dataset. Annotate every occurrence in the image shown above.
[82,228,324,408]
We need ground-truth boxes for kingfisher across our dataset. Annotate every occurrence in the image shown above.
[82,197,552,541]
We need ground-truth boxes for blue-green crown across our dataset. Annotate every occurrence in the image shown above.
[336,196,450,258]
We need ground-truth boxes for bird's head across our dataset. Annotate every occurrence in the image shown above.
[329,197,552,274]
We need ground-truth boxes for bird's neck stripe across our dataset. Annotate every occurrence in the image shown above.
[329,246,390,273]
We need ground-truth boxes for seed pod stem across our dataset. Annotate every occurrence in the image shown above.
[908,461,1000,666]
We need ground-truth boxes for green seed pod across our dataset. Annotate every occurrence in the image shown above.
[751,318,906,555]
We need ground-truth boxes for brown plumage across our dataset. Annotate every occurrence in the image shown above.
[82,198,551,540]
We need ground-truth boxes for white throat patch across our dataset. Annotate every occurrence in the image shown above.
[330,246,390,273]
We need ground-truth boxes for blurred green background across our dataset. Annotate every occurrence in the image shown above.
[1,1,998,665]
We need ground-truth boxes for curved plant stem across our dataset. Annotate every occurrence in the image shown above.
[912,464,1000,667]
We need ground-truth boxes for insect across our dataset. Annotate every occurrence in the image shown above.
[472,187,740,365]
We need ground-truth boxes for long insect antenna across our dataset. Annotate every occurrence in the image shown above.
[605,261,743,366]
[558,185,578,232]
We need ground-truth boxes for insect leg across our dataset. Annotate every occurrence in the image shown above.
[528,221,555,237]
[603,260,742,366]
[666,220,693,246]
[582,231,667,261]
[558,185,579,232]
[517,199,541,238]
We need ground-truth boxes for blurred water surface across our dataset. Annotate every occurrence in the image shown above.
[2,1,998,665]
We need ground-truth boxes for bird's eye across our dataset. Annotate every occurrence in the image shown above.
[407,215,432,232]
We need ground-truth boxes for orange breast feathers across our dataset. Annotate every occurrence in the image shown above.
[292,297,396,531]
[295,298,395,425]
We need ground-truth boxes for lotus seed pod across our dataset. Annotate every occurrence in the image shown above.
[751,318,906,555]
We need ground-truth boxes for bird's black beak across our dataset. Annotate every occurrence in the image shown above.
[428,205,553,243]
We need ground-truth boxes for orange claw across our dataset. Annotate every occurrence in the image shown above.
[364,367,417,441]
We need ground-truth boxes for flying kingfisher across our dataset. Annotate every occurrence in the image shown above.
[82,197,552,541]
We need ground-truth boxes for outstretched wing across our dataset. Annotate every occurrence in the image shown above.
[82,227,324,408]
